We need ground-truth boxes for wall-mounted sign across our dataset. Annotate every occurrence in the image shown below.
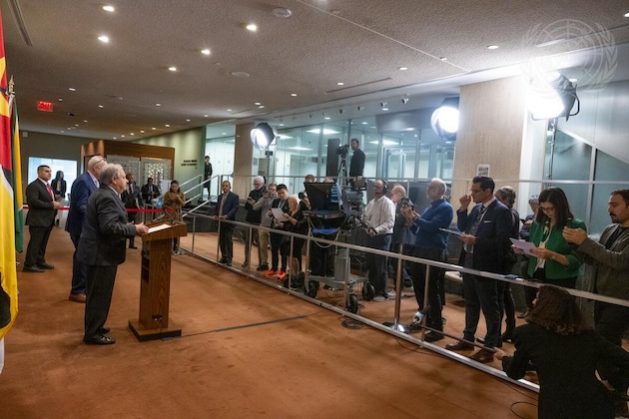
[37,100,54,112]
[181,159,198,167]
[476,164,490,177]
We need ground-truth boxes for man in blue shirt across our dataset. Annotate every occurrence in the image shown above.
[402,178,453,342]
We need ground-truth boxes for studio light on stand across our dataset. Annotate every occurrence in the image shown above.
[251,122,277,177]
[431,97,459,141]
[528,72,579,121]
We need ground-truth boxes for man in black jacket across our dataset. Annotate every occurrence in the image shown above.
[79,164,148,345]
[23,165,62,273]
[446,176,511,363]
[349,138,365,178]
[243,176,266,268]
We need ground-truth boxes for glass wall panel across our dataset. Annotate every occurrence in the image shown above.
[591,149,629,235]
[349,117,379,178]
[544,129,591,222]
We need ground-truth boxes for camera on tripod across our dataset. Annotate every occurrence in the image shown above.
[337,144,349,157]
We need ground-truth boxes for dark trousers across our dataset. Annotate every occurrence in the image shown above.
[497,282,516,337]
[462,266,501,347]
[595,301,629,393]
[218,222,234,262]
[69,231,87,294]
[84,264,118,339]
[366,234,391,296]
[270,231,286,272]
[411,247,446,331]
[25,224,53,267]
[127,211,137,248]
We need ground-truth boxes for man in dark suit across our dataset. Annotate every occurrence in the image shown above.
[140,177,160,204]
[212,179,239,266]
[445,176,511,363]
[79,163,148,345]
[204,155,213,200]
[65,156,107,302]
[23,165,62,273]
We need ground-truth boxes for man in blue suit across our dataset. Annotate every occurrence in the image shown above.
[65,156,107,303]
[213,179,240,266]
[445,176,511,364]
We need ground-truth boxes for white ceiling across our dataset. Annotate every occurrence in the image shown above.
[1,0,628,140]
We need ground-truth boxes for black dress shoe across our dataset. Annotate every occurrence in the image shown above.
[470,348,495,364]
[99,327,111,334]
[37,263,54,270]
[445,340,475,351]
[423,331,444,343]
[84,334,115,345]
[23,265,45,273]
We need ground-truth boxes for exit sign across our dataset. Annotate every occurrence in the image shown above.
[37,101,53,112]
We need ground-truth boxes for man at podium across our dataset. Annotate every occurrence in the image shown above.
[79,163,149,345]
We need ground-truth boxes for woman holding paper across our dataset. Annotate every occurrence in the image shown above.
[517,188,585,289]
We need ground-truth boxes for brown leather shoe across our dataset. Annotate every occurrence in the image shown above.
[69,293,87,303]
[470,348,495,364]
[445,340,475,351]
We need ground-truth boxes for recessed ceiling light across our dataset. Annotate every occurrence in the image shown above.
[486,45,499,50]
[68,87,76,92]
[226,109,232,112]
[201,48,211,56]
[155,103,161,107]
[83,120,88,123]
[398,66,408,71]
[130,133,135,136]
[361,121,368,125]
[185,118,191,122]
[258,105,265,109]
[164,124,170,127]
[61,130,65,133]
[151,127,156,130]
[140,130,145,133]
[440,57,448,61]
[569,78,578,83]
[254,102,261,106]
[121,134,125,138]
[290,93,298,97]
[337,82,345,86]
[113,136,117,140]
[98,35,110,44]
[382,107,389,111]
[222,132,227,135]
[168,66,177,72]
[279,123,285,127]
[57,98,63,102]
[203,114,209,117]
[102,5,115,13]
[246,23,258,32]
[74,124,79,127]
[98,104,104,108]
[67,127,72,130]
[272,7,292,18]
[324,116,331,120]
[625,12,629,17]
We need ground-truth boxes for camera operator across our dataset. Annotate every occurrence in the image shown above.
[363,179,396,301]
[402,178,454,342]
[349,138,365,179]
[391,184,414,289]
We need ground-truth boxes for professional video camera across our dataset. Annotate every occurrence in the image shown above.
[337,144,349,158]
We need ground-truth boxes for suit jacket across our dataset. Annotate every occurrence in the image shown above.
[121,181,143,209]
[216,191,240,220]
[349,148,365,177]
[66,172,98,237]
[77,186,137,266]
[578,223,629,300]
[503,323,629,419]
[457,199,512,273]
[25,179,56,227]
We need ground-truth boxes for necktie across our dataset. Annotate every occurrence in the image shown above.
[46,183,54,200]
[464,205,487,253]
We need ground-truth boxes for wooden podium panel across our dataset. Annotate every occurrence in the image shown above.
[128,220,187,341]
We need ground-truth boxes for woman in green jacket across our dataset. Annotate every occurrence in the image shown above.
[520,187,585,289]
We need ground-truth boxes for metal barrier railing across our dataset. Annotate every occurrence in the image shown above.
[177,211,629,393]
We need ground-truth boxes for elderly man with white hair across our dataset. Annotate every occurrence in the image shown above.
[243,176,267,269]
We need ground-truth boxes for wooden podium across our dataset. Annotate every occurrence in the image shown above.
[128,220,187,341]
